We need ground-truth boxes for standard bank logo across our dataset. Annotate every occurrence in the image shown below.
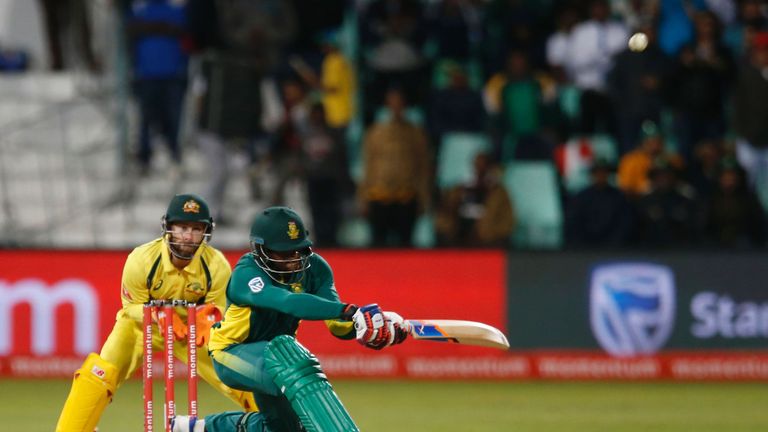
[590,263,675,356]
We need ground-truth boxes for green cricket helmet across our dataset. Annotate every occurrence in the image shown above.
[249,206,313,284]
[162,193,214,260]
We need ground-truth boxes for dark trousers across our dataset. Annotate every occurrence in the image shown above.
[368,200,418,247]
[307,178,342,247]
[135,78,187,167]
[579,89,617,138]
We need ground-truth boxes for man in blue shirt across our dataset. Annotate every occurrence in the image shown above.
[128,0,190,177]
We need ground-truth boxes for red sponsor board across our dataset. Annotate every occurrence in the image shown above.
[3,249,767,381]
[0,249,508,378]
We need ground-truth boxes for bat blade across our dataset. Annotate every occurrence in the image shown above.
[406,319,510,350]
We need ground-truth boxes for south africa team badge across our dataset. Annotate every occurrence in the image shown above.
[248,277,265,293]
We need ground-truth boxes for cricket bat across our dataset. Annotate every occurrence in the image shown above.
[405,319,510,350]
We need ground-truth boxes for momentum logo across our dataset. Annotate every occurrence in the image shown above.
[0,278,98,355]
[590,263,675,356]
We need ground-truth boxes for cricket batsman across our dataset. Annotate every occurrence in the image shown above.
[171,206,408,432]
[56,193,256,432]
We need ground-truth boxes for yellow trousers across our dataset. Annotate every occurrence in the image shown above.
[100,308,255,409]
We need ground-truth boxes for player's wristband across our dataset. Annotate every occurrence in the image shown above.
[339,303,358,320]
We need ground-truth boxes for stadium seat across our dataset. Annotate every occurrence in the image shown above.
[503,161,563,249]
[558,85,581,122]
[436,132,491,190]
[411,213,435,248]
[345,115,365,183]
[336,217,372,248]
[374,105,425,126]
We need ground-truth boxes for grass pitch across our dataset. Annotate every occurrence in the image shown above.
[9,378,768,431]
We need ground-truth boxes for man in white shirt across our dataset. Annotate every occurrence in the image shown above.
[563,0,628,136]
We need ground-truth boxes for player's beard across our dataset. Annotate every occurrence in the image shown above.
[167,237,202,260]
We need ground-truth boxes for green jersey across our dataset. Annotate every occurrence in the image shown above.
[208,252,354,352]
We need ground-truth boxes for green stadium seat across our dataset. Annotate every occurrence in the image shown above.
[503,161,563,249]
[558,85,581,121]
[336,217,372,248]
[374,106,425,126]
[436,132,491,190]
[411,213,435,248]
[346,115,365,183]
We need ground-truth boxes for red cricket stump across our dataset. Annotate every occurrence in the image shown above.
[143,303,155,432]
[187,302,198,426]
[164,302,176,431]
[143,300,199,432]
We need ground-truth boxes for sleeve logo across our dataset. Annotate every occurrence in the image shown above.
[248,277,265,293]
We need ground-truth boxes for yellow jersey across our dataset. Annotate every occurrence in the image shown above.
[117,238,231,321]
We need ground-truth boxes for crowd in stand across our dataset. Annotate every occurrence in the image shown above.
[116,0,768,250]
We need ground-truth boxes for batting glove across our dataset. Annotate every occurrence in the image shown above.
[339,303,359,321]
[383,311,409,346]
[353,303,392,350]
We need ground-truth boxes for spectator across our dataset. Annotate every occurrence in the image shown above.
[656,0,708,57]
[611,0,657,31]
[291,30,356,141]
[565,158,636,247]
[483,0,539,73]
[187,0,297,222]
[498,50,545,160]
[686,138,725,200]
[667,10,734,161]
[285,0,345,56]
[704,0,737,27]
[563,0,628,137]
[357,88,431,247]
[424,0,478,62]
[617,121,684,197]
[704,158,766,248]
[359,0,428,119]
[435,152,515,247]
[428,62,486,146]
[545,6,580,81]
[723,0,767,60]
[302,103,351,247]
[635,159,701,247]
[733,31,768,209]
[38,0,100,71]
[271,79,310,206]
[127,0,190,178]
[608,22,672,154]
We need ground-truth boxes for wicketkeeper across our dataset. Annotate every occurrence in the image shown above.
[172,206,408,432]
[56,194,256,432]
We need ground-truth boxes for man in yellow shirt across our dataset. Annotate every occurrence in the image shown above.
[56,193,255,432]
[617,121,683,197]
[357,88,431,247]
[291,30,355,134]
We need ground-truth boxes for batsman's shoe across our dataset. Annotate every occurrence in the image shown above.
[171,415,205,432]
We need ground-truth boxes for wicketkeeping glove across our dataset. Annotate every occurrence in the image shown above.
[155,307,189,341]
[352,303,392,350]
[195,303,223,347]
